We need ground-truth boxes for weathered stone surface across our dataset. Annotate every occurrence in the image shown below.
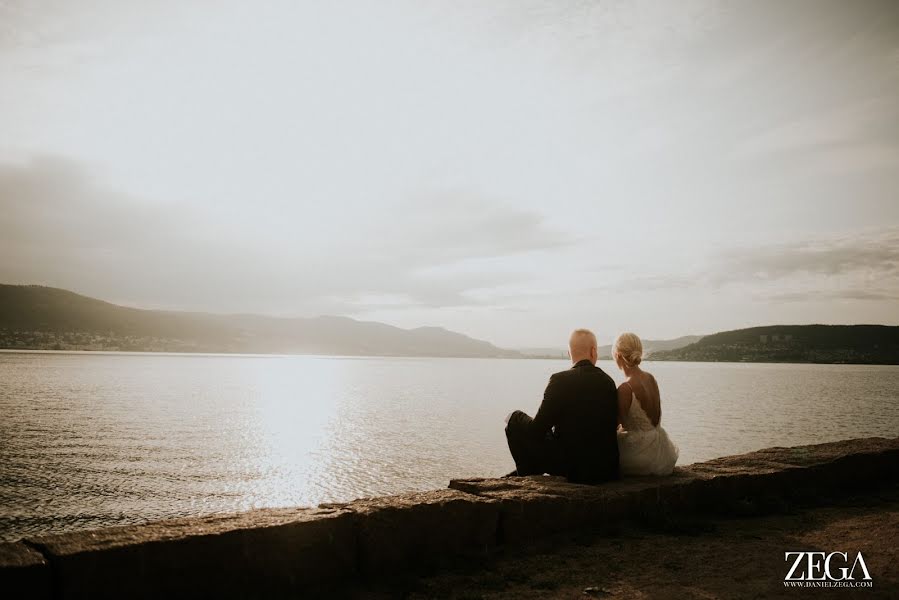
[687,436,899,475]
[451,437,899,540]
[450,470,701,543]
[684,436,899,511]
[327,489,499,575]
[26,506,355,599]
[0,542,51,599]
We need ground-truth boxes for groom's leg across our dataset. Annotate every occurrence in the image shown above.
[504,410,546,476]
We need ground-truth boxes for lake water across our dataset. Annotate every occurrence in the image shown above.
[1,351,898,542]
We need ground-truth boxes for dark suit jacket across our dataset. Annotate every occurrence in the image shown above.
[531,359,620,484]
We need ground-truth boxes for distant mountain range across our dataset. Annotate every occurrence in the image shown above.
[520,336,703,360]
[2,285,896,364]
[651,325,899,365]
[0,285,520,358]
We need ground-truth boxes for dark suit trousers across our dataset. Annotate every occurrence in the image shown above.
[504,410,561,476]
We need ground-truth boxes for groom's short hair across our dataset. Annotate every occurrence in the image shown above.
[569,328,597,352]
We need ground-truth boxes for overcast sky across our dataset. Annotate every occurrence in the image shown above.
[1,0,897,348]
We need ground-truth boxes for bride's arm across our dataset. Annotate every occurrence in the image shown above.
[647,373,662,426]
[616,382,632,429]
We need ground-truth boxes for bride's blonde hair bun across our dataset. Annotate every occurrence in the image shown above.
[613,332,643,367]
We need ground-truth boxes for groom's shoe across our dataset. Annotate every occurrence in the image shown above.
[502,470,518,478]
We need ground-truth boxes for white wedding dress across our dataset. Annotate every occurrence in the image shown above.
[617,393,679,476]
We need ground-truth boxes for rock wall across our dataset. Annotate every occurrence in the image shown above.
[2,436,897,598]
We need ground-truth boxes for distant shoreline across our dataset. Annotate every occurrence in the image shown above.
[650,357,899,366]
[2,347,897,366]
[0,347,566,361]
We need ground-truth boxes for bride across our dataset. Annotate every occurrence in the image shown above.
[613,332,679,476]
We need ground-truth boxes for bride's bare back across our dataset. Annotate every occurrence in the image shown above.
[617,370,662,427]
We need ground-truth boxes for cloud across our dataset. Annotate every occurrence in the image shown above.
[737,100,889,156]
[713,229,899,282]
[366,191,569,268]
[716,229,899,303]
[580,228,899,305]
[767,289,899,303]
[0,156,568,315]
[734,99,899,176]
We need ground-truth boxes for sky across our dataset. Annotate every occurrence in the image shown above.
[1,0,897,348]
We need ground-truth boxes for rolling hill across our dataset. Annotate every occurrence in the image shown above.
[0,284,521,358]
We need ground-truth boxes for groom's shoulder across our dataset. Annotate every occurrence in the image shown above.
[582,365,618,389]
[592,365,617,386]
[552,364,615,385]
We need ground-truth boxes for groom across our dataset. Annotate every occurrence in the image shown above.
[505,328,619,484]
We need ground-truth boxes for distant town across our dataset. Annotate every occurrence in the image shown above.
[0,330,204,353]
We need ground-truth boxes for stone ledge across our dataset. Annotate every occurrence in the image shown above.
[449,436,899,542]
[323,489,500,575]
[450,471,701,543]
[24,507,356,599]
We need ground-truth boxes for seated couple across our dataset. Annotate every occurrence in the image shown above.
[504,329,678,484]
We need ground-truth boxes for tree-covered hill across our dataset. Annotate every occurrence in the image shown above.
[651,325,899,365]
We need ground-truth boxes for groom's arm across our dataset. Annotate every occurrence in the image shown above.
[531,374,562,438]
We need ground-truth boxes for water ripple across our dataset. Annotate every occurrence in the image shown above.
[1,353,898,541]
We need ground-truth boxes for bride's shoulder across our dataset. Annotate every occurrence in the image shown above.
[617,380,637,402]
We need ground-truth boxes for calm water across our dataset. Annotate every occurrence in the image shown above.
[1,351,898,542]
